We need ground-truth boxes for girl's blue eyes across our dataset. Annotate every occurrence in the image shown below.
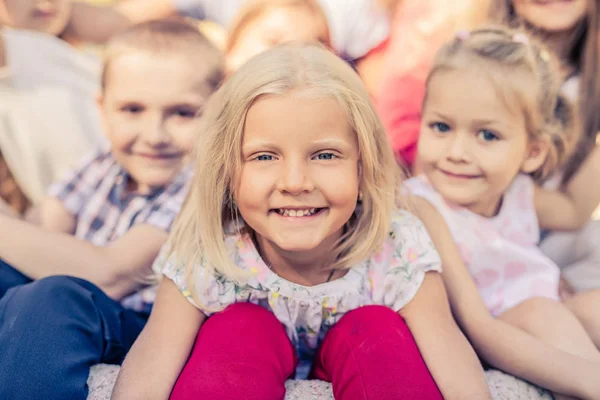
[431,122,451,133]
[253,153,337,161]
[478,129,499,142]
[315,153,336,160]
[430,122,500,141]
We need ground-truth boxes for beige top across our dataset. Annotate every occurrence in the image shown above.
[0,29,104,203]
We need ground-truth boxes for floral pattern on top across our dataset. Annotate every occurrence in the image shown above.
[156,210,441,377]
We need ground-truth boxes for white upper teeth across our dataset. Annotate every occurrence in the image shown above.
[279,208,317,217]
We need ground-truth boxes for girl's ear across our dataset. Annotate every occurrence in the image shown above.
[521,137,550,174]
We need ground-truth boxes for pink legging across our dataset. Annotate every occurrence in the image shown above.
[170,303,442,400]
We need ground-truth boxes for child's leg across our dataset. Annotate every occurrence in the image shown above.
[565,289,600,349]
[0,258,31,298]
[170,302,298,400]
[310,305,443,400]
[0,275,147,400]
[499,297,600,400]
[540,221,600,292]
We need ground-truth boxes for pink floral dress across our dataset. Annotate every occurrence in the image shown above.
[155,210,441,377]
[405,174,560,317]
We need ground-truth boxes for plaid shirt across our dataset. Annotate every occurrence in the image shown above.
[48,150,192,312]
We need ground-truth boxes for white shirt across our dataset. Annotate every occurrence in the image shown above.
[0,29,104,203]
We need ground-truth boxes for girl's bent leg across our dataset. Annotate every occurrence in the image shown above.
[0,275,147,400]
[311,305,443,400]
[500,297,600,400]
[565,289,600,350]
[170,302,298,400]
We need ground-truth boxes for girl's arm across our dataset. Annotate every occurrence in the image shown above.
[535,146,600,231]
[414,197,600,399]
[113,278,206,399]
[0,212,167,300]
[399,272,492,399]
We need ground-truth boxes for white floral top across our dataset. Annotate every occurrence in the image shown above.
[156,210,441,378]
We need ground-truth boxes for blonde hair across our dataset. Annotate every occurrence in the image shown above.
[426,26,578,181]
[226,0,332,52]
[490,0,599,183]
[169,44,402,292]
[101,19,224,92]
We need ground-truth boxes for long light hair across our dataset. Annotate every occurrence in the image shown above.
[490,0,600,182]
[169,44,402,291]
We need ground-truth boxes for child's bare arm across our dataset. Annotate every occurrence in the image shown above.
[414,196,600,399]
[399,272,492,400]
[0,213,167,299]
[535,146,600,231]
[66,0,176,43]
[113,278,206,400]
[39,197,76,233]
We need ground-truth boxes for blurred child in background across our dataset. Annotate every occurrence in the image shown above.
[492,0,600,294]
[67,0,390,62]
[224,0,331,75]
[0,19,222,400]
[0,0,104,214]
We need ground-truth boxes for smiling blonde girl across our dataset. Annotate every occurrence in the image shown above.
[113,44,491,400]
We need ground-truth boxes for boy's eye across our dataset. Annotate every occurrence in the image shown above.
[430,122,451,133]
[121,104,144,114]
[313,152,337,161]
[173,107,198,119]
[478,129,499,142]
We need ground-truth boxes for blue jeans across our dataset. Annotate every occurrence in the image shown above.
[0,259,148,399]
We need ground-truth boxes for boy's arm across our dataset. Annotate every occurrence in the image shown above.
[0,213,166,300]
[413,196,600,399]
[113,278,206,400]
[39,197,76,233]
[65,0,177,43]
[399,272,492,400]
[535,146,600,231]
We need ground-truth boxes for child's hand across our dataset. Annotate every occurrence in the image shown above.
[559,276,576,301]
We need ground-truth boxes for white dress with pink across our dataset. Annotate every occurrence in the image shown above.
[405,174,560,316]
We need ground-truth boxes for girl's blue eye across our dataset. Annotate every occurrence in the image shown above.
[478,129,499,142]
[315,153,336,160]
[431,122,451,133]
[256,154,274,161]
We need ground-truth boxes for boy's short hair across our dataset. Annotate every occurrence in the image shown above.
[101,19,224,93]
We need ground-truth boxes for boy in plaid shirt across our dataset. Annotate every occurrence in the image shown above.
[0,20,222,399]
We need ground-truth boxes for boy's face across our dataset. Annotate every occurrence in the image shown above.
[100,51,209,194]
[4,0,71,36]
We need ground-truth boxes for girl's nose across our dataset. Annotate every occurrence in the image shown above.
[276,160,315,195]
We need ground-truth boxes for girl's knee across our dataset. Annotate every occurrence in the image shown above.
[337,305,404,328]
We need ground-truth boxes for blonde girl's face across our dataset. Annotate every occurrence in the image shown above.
[226,6,329,75]
[235,93,360,259]
[512,0,588,33]
[4,0,71,36]
[418,69,545,217]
